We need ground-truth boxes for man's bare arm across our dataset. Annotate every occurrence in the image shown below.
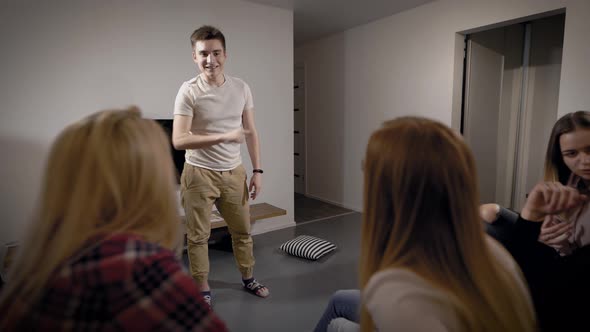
[243,109,262,199]
[243,110,261,169]
[172,114,245,150]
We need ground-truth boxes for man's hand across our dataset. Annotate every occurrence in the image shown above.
[521,181,587,222]
[222,128,250,144]
[249,173,262,200]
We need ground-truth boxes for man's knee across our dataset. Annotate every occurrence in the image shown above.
[187,232,211,246]
[227,222,252,239]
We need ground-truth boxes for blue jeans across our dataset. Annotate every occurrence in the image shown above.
[314,290,361,332]
[327,318,360,332]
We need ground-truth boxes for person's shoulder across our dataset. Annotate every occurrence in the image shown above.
[101,233,169,257]
[485,234,533,293]
[67,234,175,279]
[71,233,164,262]
[365,268,444,301]
[226,75,250,88]
[94,235,189,296]
[178,76,199,90]
[46,234,171,294]
[364,268,455,331]
[484,234,521,273]
[186,76,199,84]
[116,235,179,273]
[364,268,456,315]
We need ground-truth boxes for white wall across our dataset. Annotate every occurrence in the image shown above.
[0,0,294,245]
[295,0,590,211]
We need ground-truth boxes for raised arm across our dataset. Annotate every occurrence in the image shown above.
[521,181,587,221]
[172,114,245,150]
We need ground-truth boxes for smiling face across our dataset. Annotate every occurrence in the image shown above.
[560,128,590,180]
[193,39,226,85]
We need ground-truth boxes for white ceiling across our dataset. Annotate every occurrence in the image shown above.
[242,0,436,46]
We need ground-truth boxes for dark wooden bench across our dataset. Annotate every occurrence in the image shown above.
[212,202,287,229]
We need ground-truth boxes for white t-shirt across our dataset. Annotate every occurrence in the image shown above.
[174,74,254,171]
[363,236,531,331]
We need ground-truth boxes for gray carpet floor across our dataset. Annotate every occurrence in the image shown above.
[182,210,362,332]
[294,193,354,223]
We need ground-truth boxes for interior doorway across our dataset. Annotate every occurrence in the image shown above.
[294,63,306,194]
[462,12,565,210]
[293,63,354,223]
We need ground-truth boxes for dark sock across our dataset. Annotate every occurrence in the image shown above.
[201,291,212,305]
[242,277,255,286]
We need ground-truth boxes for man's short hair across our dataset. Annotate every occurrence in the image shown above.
[190,25,226,50]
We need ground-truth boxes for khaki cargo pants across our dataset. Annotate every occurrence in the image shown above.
[180,163,254,282]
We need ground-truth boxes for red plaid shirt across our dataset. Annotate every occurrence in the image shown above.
[12,233,227,331]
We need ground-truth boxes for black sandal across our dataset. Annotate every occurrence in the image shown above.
[243,279,270,298]
[201,291,212,307]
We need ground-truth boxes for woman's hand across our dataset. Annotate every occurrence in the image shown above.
[479,203,500,224]
[538,216,574,250]
[521,181,587,221]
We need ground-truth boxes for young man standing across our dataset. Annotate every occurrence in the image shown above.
[172,26,269,305]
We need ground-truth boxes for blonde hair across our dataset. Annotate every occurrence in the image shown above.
[0,107,180,327]
[360,117,536,332]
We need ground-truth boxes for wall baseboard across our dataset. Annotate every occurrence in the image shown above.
[303,193,361,212]
[251,217,295,235]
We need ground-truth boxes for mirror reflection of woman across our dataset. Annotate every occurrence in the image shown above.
[482,110,590,331]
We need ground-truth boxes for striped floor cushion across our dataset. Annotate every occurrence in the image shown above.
[279,235,336,260]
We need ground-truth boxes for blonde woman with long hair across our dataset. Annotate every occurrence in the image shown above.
[359,117,536,332]
[0,107,226,331]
